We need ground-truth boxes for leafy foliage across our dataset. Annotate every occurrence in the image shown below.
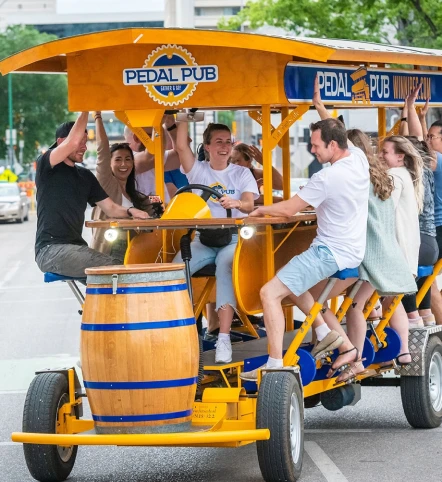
[219,0,442,48]
[0,25,70,164]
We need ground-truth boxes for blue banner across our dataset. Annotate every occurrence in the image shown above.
[284,63,442,106]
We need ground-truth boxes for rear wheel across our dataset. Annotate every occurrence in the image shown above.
[23,372,78,481]
[401,336,442,428]
[256,371,304,482]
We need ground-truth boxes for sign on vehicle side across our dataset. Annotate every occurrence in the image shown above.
[285,63,442,106]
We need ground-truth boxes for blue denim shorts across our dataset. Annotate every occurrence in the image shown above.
[277,244,339,296]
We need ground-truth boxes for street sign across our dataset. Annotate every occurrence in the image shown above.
[5,129,17,145]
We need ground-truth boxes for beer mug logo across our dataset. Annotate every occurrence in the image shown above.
[123,44,218,106]
[351,67,370,104]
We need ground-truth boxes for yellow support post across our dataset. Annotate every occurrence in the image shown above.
[281,107,291,201]
[284,306,294,332]
[417,259,442,307]
[283,301,324,366]
[330,297,338,315]
[261,105,275,281]
[372,295,403,348]
[378,107,387,138]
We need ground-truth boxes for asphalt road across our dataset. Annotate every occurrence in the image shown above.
[1,214,442,482]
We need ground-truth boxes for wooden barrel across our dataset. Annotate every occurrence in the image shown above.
[80,263,198,432]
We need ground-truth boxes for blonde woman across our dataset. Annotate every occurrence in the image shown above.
[380,135,423,276]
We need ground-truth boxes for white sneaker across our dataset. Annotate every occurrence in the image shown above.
[409,318,424,329]
[215,339,232,364]
[240,364,293,382]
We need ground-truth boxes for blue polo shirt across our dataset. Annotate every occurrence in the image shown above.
[434,152,442,227]
[164,168,188,189]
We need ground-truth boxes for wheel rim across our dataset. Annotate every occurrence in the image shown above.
[56,394,74,462]
[289,392,301,464]
[429,351,442,412]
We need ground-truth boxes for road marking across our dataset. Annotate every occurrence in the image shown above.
[0,261,22,288]
[305,428,442,433]
[306,429,372,433]
[305,441,348,482]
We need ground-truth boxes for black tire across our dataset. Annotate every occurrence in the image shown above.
[304,394,321,409]
[23,372,78,482]
[16,212,23,223]
[256,372,304,482]
[24,209,29,221]
[401,336,442,429]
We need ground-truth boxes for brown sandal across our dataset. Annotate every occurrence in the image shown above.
[327,347,358,378]
[334,360,366,385]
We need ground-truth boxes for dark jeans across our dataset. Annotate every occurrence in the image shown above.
[36,244,121,278]
[402,233,439,312]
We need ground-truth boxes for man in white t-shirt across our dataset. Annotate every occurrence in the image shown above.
[241,118,370,381]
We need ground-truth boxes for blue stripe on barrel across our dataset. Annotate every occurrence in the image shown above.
[81,317,195,331]
[85,283,187,295]
[92,409,193,423]
[84,377,198,390]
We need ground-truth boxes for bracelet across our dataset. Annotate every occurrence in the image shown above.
[401,117,407,122]
[94,115,102,120]
[238,200,242,210]
[167,123,177,131]
[127,207,133,217]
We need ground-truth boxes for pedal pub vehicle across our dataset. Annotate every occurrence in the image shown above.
[2,29,442,482]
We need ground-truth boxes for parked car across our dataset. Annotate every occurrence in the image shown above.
[0,182,30,223]
[273,178,309,198]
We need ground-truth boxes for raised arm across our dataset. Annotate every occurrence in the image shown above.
[313,75,331,120]
[94,112,115,191]
[249,145,284,190]
[399,98,409,136]
[407,84,424,140]
[419,98,430,140]
[134,150,155,174]
[175,121,195,173]
[49,112,88,167]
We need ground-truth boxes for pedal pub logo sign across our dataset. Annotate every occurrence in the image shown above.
[123,44,219,106]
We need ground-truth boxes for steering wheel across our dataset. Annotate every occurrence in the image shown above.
[174,184,232,218]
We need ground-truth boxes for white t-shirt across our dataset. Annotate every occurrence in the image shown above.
[297,146,370,270]
[389,166,420,276]
[183,161,260,218]
[121,195,132,208]
[135,170,170,203]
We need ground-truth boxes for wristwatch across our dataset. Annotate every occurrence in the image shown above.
[167,123,177,131]
[127,207,133,217]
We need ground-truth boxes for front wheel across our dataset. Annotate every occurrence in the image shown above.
[23,372,78,482]
[401,336,442,428]
[256,371,304,482]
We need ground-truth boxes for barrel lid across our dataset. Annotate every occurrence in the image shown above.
[85,263,185,275]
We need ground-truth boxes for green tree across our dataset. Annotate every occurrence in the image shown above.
[0,25,70,164]
[220,0,442,49]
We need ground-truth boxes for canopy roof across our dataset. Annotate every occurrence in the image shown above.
[1,29,442,76]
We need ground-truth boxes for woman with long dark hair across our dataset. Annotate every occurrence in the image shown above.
[90,112,157,262]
